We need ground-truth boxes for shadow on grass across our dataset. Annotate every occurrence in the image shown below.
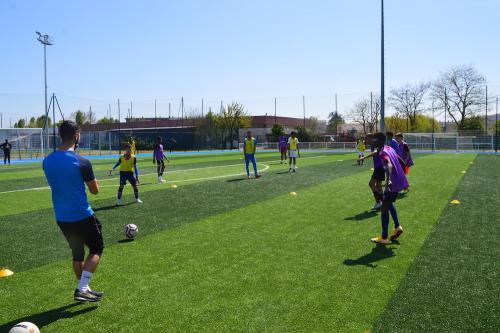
[276,170,291,175]
[0,303,97,331]
[343,244,397,268]
[94,202,135,212]
[226,178,247,182]
[344,210,378,221]
[117,238,135,243]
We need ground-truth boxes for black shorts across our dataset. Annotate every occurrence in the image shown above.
[156,159,165,166]
[383,191,398,203]
[371,166,385,182]
[57,215,104,261]
[120,171,137,186]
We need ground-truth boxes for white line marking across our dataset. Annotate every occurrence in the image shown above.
[0,154,333,195]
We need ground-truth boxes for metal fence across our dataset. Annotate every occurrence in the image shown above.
[0,129,498,161]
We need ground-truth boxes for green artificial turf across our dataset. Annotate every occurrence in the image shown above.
[0,152,494,332]
[373,154,500,333]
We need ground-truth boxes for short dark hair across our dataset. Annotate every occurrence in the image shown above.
[395,132,403,138]
[291,131,296,135]
[373,132,386,144]
[124,143,132,149]
[386,131,394,137]
[156,136,162,142]
[59,120,80,142]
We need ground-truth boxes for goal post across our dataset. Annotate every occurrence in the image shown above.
[0,128,45,161]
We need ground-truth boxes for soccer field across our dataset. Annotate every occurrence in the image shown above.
[0,152,498,332]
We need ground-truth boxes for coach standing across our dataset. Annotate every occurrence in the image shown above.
[0,139,12,165]
[43,120,104,303]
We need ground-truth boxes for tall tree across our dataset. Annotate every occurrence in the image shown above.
[36,115,51,128]
[431,65,486,130]
[349,98,372,134]
[389,82,430,131]
[271,123,284,141]
[28,117,36,128]
[327,111,344,134]
[15,118,26,128]
[72,110,86,126]
[218,102,250,149]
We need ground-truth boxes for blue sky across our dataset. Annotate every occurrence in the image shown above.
[1,0,499,125]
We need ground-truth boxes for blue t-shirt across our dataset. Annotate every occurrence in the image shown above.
[43,150,95,222]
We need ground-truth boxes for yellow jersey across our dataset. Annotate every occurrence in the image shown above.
[288,137,299,150]
[244,137,256,154]
[130,141,137,155]
[118,154,137,172]
[357,140,366,151]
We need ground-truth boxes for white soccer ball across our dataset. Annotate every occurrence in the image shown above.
[9,322,40,333]
[125,223,138,239]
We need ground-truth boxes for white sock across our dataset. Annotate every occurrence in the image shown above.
[77,271,93,292]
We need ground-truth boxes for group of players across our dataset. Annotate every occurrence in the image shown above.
[42,119,414,303]
[356,131,414,245]
[242,130,301,178]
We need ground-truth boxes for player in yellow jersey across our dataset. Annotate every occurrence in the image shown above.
[287,131,300,173]
[357,138,366,165]
[243,131,261,179]
[109,144,142,205]
[128,137,137,155]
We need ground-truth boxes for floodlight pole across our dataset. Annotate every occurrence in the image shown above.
[52,93,56,152]
[380,0,385,132]
[36,32,52,155]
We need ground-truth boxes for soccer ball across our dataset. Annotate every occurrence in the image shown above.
[125,224,138,239]
[9,322,40,333]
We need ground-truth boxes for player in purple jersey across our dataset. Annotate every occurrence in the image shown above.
[395,132,414,175]
[153,136,168,183]
[386,131,402,156]
[278,134,288,164]
[358,133,384,210]
[370,132,409,244]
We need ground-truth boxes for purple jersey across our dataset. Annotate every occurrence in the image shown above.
[371,144,383,168]
[278,136,287,149]
[399,141,414,167]
[379,145,409,192]
[154,143,165,160]
[390,138,402,156]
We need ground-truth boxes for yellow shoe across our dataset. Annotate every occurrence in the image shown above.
[390,226,403,240]
[370,236,390,245]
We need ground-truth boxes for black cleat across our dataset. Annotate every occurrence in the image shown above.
[74,289,101,303]
[88,289,104,299]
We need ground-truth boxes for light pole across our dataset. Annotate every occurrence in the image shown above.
[36,31,52,154]
[380,0,385,132]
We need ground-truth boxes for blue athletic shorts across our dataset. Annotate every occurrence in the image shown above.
[120,171,137,186]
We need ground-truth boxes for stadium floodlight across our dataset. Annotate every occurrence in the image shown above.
[380,0,385,132]
[36,31,53,153]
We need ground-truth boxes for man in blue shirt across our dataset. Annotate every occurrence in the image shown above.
[43,120,103,303]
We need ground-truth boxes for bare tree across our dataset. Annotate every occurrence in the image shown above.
[350,98,371,134]
[350,95,380,134]
[389,82,430,131]
[431,65,486,129]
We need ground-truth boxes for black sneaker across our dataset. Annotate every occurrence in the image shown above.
[74,289,101,302]
[89,289,104,299]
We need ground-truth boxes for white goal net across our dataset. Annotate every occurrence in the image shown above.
[0,128,45,160]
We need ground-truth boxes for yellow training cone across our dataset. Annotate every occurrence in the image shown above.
[451,200,461,205]
[289,192,297,196]
[370,168,374,171]
[461,171,466,174]
[0,268,14,278]
[338,160,344,162]
[170,184,178,189]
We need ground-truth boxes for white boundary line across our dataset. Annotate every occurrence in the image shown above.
[0,154,332,195]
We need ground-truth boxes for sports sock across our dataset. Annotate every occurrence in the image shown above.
[77,271,93,292]
[133,187,139,199]
[389,204,400,228]
[157,165,161,176]
[381,213,389,239]
[372,191,380,202]
[117,187,123,199]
